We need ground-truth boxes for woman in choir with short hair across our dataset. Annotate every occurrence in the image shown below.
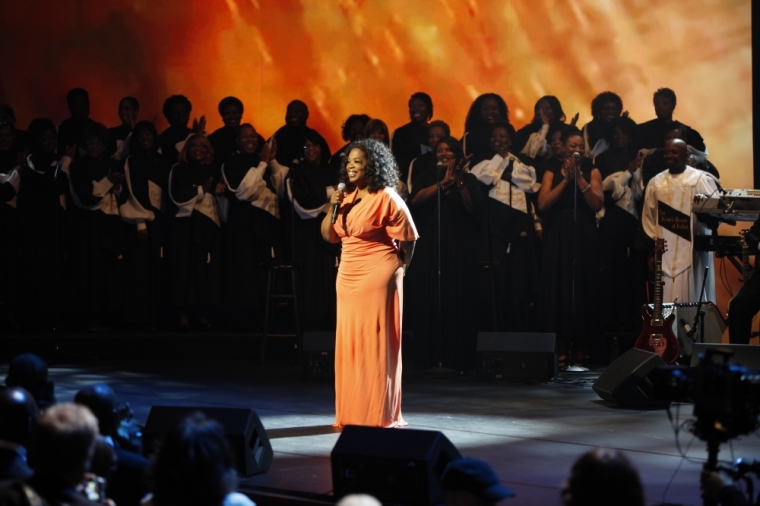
[512,96,578,162]
[209,96,265,166]
[462,93,509,164]
[595,116,647,333]
[329,114,370,173]
[16,119,72,329]
[287,131,340,330]
[159,95,204,164]
[538,128,604,367]
[365,118,390,146]
[391,92,433,183]
[169,134,225,330]
[120,121,171,330]
[409,136,484,371]
[221,124,287,329]
[471,121,540,331]
[107,96,139,161]
[581,91,626,161]
[67,123,127,330]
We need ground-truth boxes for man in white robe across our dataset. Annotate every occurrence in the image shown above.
[642,139,718,304]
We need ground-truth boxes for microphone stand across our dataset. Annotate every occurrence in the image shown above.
[690,266,710,344]
[427,162,456,373]
[565,155,589,372]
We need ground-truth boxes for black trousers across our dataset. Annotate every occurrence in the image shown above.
[728,265,760,344]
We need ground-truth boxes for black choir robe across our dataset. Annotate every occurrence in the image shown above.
[68,155,128,323]
[107,123,132,161]
[637,119,706,152]
[120,149,171,327]
[0,166,19,313]
[287,159,339,330]
[272,124,331,167]
[168,160,222,309]
[57,117,97,159]
[391,122,428,182]
[16,151,68,327]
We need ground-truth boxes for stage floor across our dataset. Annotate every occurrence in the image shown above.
[3,357,759,506]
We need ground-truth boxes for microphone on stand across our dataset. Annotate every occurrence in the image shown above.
[572,152,581,164]
[331,182,346,224]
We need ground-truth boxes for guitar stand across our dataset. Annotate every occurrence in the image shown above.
[691,266,710,345]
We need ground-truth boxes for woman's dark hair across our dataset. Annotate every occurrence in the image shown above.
[488,120,516,140]
[364,118,390,144]
[464,93,509,133]
[341,114,371,141]
[532,95,566,124]
[590,91,623,119]
[409,92,434,120]
[0,121,12,133]
[162,95,192,119]
[0,104,16,123]
[654,87,677,106]
[66,88,89,105]
[549,123,571,144]
[428,120,450,137]
[561,127,584,144]
[131,120,159,154]
[120,96,139,111]
[151,412,237,506]
[84,122,109,145]
[606,116,638,146]
[218,96,244,116]
[26,118,57,153]
[339,139,399,193]
[563,449,644,506]
[435,136,465,163]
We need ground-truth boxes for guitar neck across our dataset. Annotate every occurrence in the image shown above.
[653,255,663,318]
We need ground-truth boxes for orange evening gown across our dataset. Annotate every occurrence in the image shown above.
[333,187,419,427]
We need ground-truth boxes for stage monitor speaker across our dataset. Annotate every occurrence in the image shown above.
[476,332,557,381]
[674,302,726,355]
[592,348,670,408]
[143,406,272,476]
[331,425,461,505]
[302,331,335,379]
[690,344,760,370]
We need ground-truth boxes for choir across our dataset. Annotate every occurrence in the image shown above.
[0,88,725,368]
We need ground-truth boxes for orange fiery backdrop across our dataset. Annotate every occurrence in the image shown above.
[0,0,753,313]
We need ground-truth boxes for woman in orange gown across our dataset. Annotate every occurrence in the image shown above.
[321,139,419,427]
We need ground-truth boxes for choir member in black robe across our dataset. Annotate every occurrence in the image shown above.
[538,128,604,367]
[0,104,28,153]
[581,91,625,161]
[286,131,340,330]
[637,88,706,153]
[406,120,449,201]
[328,114,370,175]
[221,125,288,328]
[68,123,127,329]
[0,122,20,327]
[120,121,171,329]
[169,134,225,329]
[462,93,509,164]
[0,119,24,173]
[272,100,331,167]
[159,95,204,165]
[408,136,484,371]
[390,92,433,183]
[595,117,647,332]
[16,119,72,329]
[512,96,578,162]
[208,96,265,166]
[107,96,139,161]
[57,88,97,159]
[471,121,540,331]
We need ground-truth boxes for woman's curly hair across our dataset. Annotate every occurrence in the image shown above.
[339,139,399,193]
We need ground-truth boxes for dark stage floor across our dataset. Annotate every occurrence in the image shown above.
[2,346,759,505]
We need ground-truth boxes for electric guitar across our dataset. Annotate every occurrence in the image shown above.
[635,238,680,363]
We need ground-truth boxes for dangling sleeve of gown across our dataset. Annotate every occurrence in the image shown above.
[382,189,419,242]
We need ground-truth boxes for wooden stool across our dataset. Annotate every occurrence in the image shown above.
[261,261,304,363]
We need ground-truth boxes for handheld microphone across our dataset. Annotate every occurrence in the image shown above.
[331,182,346,224]
[679,318,695,339]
